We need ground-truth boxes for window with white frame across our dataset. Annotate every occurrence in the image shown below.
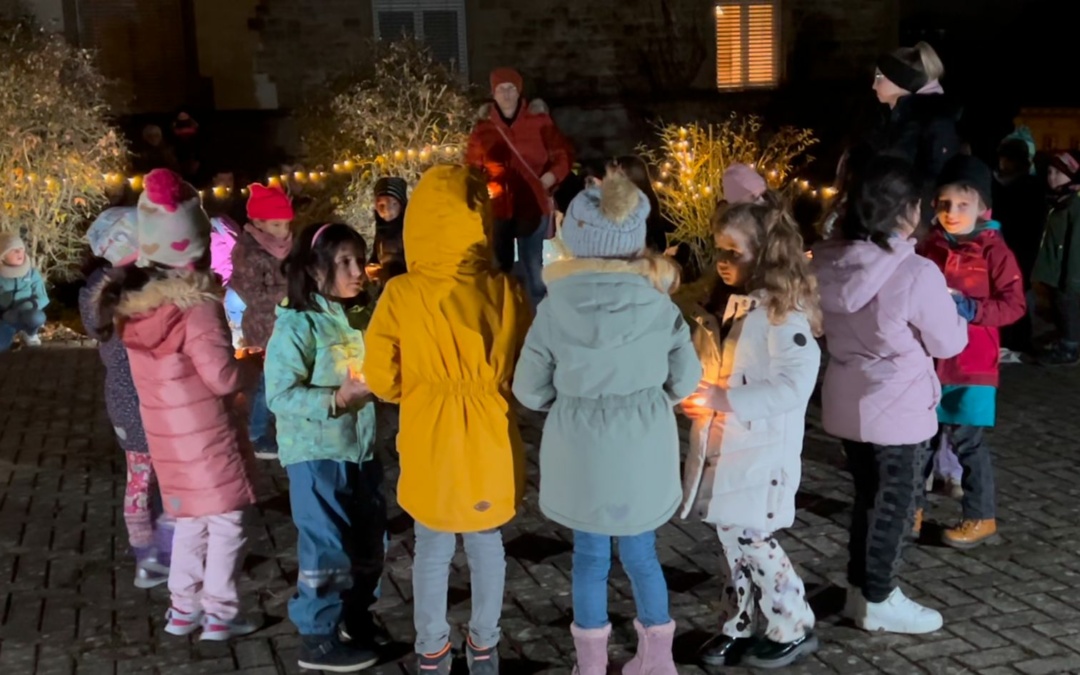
[372,0,468,75]
[714,0,780,90]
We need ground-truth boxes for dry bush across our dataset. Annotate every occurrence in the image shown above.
[0,20,126,279]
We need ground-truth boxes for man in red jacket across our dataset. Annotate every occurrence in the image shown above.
[467,67,573,310]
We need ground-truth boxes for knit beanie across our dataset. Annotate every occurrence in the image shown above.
[490,67,524,94]
[1051,151,1080,183]
[0,232,25,260]
[937,155,994,209]
[246,183,295,221]
[87,207,139,266]
[374,176,409,206]
[876,51,927,93]
[723,163,768,205]
[560,172,650,259]
[136,169,211,269]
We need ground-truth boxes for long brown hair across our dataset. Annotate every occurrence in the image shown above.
[712,193,822,335]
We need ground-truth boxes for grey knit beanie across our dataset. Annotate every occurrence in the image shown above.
[560,173,650,259]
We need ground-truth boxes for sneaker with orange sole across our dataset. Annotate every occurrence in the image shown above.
[943,519,998,549]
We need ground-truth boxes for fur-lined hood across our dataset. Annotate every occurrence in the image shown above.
[111,269,223,353]
[478,98,549,121]
[543,253,680,295]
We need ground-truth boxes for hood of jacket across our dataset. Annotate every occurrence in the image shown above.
[812,237,916,314]
[541,254,679,346]
[114,269,222,352]
[403,165,490,276]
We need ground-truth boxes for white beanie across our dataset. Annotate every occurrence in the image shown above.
[87,207,139,266]
[560,173,650,259]
[136,169,211,269]
[0,232,25,260]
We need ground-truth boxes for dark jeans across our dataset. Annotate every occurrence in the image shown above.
[249,373,277,454]
[492,217,548,311]
[844,440,930,603]
[933,425,996,520]
[1057,289,1080,345]
[286,458,387,636]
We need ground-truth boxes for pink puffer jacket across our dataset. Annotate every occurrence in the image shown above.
[116,269,258,518]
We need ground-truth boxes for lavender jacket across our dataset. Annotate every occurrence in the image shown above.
[79,266,148,454]
[811,237,967,446]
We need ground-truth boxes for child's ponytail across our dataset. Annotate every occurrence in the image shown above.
[915,41,945,82]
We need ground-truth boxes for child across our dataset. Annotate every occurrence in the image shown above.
[209,214,245,347]
[0,232,49,350]
[611,156,671,253]
[80,207,172,589]
[364,165,530,675]
[95,169,261,641]
[231,183,294,458]
[920,155,1025,548]
[513,170,702,675]
[678,196,821,669]
[1032,151,1080,365]
[812,156,967,635]
[370,176,408,282]
[723,163,769,206]
[265,222,385,673]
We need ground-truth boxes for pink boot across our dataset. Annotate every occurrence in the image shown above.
[623,619,677,675]
[571,623,611,675]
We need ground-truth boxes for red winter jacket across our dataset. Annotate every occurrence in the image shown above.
[920,224,1026,388]
[466,99,573,229]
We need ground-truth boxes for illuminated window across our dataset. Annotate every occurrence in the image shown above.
[715,1,780,90]
[373,0,468,75]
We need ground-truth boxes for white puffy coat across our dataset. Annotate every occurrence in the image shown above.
[679,292,821,532]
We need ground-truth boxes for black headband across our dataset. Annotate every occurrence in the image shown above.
[877,53,927,93]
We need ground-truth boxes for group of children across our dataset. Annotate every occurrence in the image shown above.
[0,98,1049,674]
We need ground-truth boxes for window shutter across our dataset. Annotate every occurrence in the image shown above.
[378,11,417,41]
[715,1,779,91]
[420,11,460,69]
[373,1,468,75]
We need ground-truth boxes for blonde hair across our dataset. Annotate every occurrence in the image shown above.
[915,42,945,81]
[712,193,822,336]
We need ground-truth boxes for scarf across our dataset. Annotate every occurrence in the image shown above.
[245,224,293,260]
[0,259,31,279]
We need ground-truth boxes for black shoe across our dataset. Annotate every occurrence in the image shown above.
[341,615,393,648]
[298,634,379,673]
[699,634,756,667]
[741,632,819,670]
[1041,342,1080,366]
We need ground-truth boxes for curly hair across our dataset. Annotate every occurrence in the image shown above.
[712,192,822,336]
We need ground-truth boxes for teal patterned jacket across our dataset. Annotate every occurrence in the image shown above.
[265,293,377,467]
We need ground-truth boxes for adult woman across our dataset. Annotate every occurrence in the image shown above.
[467,67,573,310]
[867,42,960,223]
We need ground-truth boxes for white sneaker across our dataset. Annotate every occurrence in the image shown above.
[164,607,204,636]
[860,587,943,634]
[22,333,41,347]
[199,614,261,641]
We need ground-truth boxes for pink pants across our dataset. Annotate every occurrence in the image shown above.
[169,510,247,620]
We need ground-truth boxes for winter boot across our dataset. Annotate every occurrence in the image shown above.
[200,614,261,641]
[465,637,499,674]
[570,623,611,675]
[416,643,453,674]
[742,631,819,669]
[943,519,998,549]
[623,619,677,675]
[859,587,943,634]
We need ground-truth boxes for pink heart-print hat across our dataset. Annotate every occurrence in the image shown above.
[135,169,211,270]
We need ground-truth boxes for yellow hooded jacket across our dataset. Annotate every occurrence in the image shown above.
[363,165,530,533]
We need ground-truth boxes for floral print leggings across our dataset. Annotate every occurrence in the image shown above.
[124,451,158,549]
[715,526,815,644]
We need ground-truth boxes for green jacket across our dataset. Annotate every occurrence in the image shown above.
[265,294,377,467]
[1032,192,1080,292]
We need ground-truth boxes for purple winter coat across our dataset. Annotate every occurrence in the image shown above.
[79,266,149,454]
[811,237,968,446]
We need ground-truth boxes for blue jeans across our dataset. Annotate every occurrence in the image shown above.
[249,373,276,454]
[572,529,670,630]
[286,458,387,636]
[0,309,46,351]
[493,217,549,311]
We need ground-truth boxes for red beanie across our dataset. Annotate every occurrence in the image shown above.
[247,183,294,221]
[490,67,523,94]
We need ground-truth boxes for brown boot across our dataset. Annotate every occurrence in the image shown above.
[911,508,923,539]
[943,519,998,549]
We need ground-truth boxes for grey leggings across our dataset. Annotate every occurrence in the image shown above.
[412,522,505,654]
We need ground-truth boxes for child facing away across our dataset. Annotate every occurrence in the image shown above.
[1031,151,1080,365]
[364,165,531,675]
[812,157,967,635]
[513,170,702,675]
[0,232,49,350]
[919,156,1025,548]
[94,169,262,641]
[80,207,173,590]
[265,223,386,673]
[676,196,821,669]
[231,183,294,459]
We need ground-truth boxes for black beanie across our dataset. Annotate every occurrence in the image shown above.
[374,176,408,206]
[877,52,927,93]
[937,155,993,209]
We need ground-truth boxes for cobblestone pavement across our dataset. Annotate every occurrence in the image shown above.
[4,345,1080,674]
